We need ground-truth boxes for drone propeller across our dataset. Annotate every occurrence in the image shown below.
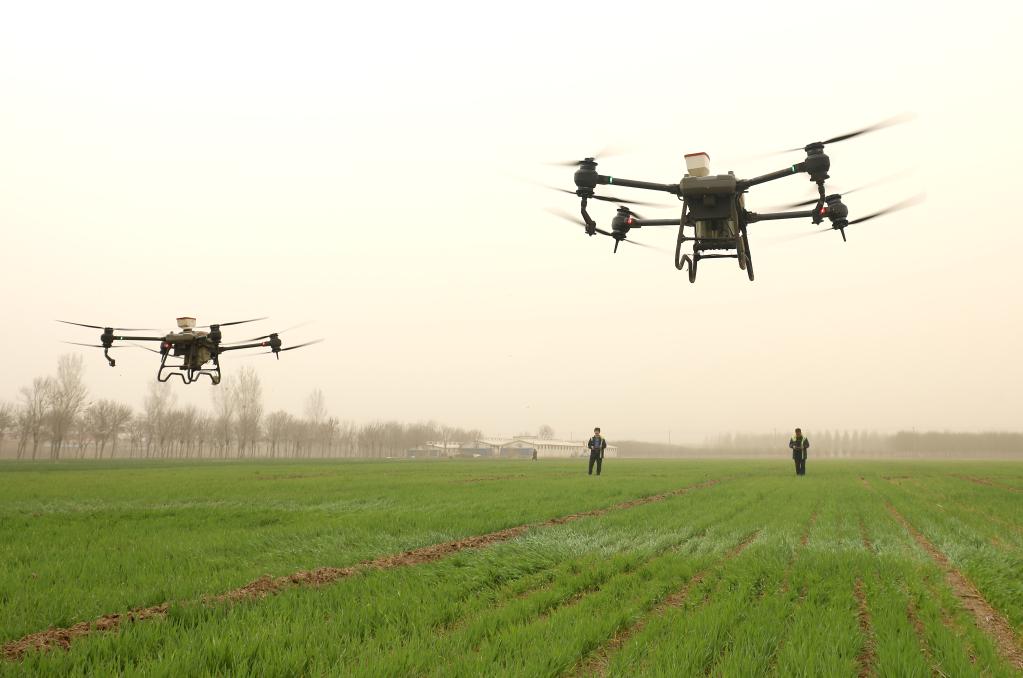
[245,339,325,357]
[223,321,312,345]
[846,194,925,226]
[545,185,666,208]
[63,341,118,349]
[195,319,268,329]
[613,237,660,252]
[771,169,916,210]
[63,341,158,353]
[57,320,158,331]
[782,113,915,153]
[546,207,613,236]
[547,146,625,167]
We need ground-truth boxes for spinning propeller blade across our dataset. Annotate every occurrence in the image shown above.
[224,321,313,344]
[197,317,267,329]
[244,339,325,357]
[546,207,589,230]
[847,194,925,225]
[781,113,915,152]
[57,320,158,331]
[547,146,626,167]
[542,183,666,208]
[770,169,917,210]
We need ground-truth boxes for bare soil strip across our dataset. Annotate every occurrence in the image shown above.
[3,478,722,662]
[569,529,761,677]
[800,508,819,547]
[886,503,1023,672]
[950,474,1021,493]
[854,579,877,678]
[859,516,874,553]
[1,605,169,663]
[906,598,946,677]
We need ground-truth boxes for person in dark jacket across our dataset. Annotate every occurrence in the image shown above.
[587,427,607,476]
[789,428,809,476]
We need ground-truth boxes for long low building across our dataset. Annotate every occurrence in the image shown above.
[477,436,619,459]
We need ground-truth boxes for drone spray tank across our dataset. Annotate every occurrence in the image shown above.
[684,152,711,178]
[681,152,739,241]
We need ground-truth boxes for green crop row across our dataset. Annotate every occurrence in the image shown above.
[3,460,1021,676]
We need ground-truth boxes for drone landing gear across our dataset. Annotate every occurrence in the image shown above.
[741,227,755,282]
[156,352,223,385]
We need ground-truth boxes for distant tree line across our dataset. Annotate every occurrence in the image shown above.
[0,354,480,461]
[704,430,1023,458]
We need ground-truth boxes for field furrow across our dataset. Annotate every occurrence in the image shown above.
[2,473,728,662]
[3,460,1023,677]
[885,501,1023,672]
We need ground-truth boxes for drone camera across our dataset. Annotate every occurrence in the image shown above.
[176,317,196,330]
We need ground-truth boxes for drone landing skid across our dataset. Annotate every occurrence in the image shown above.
[673,217,755,284]
[156,353,222,385]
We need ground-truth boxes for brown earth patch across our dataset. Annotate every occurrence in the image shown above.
[800,508,819,547]
[3,478,723,662]
[2,604,168,662]
[256,472,338,481]
[859,517,874,553]
[886,503,1023,672]
[569,529,761,677]
[854,579,877,678]
[950,474,1021,493]
[455,474,527,483]
[906,599,944,677]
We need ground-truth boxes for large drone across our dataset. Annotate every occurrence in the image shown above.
[549,116,922,282]
[59,317,322,384]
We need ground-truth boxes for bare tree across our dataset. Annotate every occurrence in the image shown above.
[538,424,555,440]
[210,380,236,458]
[143,382,176,457]
[264,410,292,458]
[0,401,13,458]
[84,400,132,458]
[43,354,89,461]
[17,377,50,459]
[305,389,327,425]
[232,367,263,458]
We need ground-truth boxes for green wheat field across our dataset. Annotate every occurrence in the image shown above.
[2,459,1022,676]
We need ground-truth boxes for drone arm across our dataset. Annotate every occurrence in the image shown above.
[596,175,681,195]
[746,209,816,223]
[736,164,805,191]
[628,219,679,228]
[217,341,271,353]
[109,335,165,342]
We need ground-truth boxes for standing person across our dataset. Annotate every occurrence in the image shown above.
[789,428,809,476]
[587,427,606,476]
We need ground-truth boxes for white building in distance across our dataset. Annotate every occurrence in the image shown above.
[477,436,619,459]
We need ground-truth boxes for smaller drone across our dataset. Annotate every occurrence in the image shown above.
[59,317,321,385]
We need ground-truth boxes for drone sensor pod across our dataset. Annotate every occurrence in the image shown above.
[684,152,711,178]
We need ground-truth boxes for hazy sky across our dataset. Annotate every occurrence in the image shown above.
[2,1,1021,443]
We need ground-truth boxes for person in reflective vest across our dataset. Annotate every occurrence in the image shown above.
[789,428,809,476]
[587,427,607,476]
